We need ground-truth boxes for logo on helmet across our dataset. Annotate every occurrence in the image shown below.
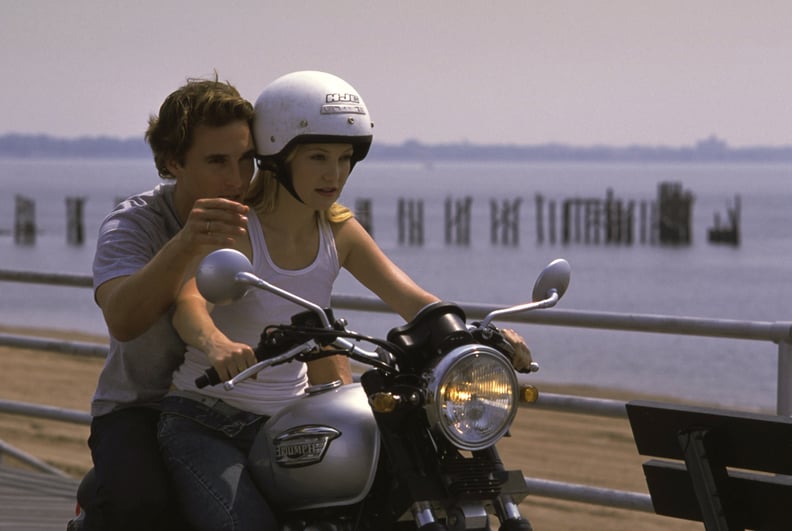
[321,100,367,116]
[326,93,360,104]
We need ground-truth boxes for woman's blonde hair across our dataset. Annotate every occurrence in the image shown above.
[245,147,354,223]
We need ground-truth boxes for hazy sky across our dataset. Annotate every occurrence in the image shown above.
[3,1,792,147]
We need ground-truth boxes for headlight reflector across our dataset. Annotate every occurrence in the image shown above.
[426,345,518,451]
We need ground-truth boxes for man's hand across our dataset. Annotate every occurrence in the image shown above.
[178,197,249,252]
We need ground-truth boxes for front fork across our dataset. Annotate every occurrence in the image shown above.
[494,496,534,531]
[410,495,532,531]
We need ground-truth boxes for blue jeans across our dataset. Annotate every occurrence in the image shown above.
[157,392,277,531]
[85,406,189,531]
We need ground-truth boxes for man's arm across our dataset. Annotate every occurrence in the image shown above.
[96,236,198,341]
[97,197,249,341]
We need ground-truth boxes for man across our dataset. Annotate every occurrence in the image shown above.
[81,76,255,530]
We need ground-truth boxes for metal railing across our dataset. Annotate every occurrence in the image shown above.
[333,292,792,416]
[2,269,792,516]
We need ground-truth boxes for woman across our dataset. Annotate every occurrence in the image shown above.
[158,71,532,530]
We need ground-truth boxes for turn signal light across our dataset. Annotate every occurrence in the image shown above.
[520,384,539,404]
[369,392,398,413]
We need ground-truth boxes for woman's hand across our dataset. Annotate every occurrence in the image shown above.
[205,334,257,381]
[500,328,536,372]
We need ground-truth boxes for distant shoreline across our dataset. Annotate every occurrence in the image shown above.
[2,133,792,163]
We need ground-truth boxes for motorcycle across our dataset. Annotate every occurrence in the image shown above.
[69,249,570,531]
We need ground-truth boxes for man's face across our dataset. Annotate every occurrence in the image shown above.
[168,120,255,218]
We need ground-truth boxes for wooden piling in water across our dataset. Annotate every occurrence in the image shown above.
[355,198,373,236]
[548,200,557,245]
[707,194,740,246]
[624,201,634,245]
[444,196,472,246]
[535,194,544,244]
[561,199,571,244]
[583,200,593,244]
[639,201,647,244]
[543,189,641,246]
[65,197,85,246]
[2,185,738,250]
[612,198,623,243]
[397,198,424,246]
[14,195,36,245]
[490,198,521,246]
[657,181,694,245]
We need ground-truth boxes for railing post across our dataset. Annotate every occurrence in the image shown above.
[777,339,792,416]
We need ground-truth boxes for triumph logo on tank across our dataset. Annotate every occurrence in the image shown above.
[273,425,341,467]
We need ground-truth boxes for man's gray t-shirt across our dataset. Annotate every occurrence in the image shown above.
[91,182,186,417]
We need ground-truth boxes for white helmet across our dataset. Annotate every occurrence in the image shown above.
[253,70,373,165]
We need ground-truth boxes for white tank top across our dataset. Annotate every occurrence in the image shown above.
[171,213,340,415]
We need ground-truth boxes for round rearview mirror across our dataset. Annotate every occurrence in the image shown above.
[531,258,571,302]
[196,248,254,305]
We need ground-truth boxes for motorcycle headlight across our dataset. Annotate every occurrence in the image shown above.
[425,345,518,451]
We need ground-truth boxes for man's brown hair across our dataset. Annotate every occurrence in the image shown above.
[145,73,254,179]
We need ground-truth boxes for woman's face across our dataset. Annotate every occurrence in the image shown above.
[289,143,354,209]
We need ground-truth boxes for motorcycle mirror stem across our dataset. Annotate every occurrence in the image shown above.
[478,258,571,330]
[196,249,332,329]
[235,271,332,329]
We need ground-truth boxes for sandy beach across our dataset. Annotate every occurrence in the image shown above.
[0,325,703,530]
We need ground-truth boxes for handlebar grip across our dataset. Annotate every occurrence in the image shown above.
[195,367,221,389]
[517,361,540,374]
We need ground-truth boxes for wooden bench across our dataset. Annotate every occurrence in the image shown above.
[626,400,792,531]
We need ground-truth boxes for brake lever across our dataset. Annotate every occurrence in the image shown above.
[469,323,540,374]
[223,340,319,390]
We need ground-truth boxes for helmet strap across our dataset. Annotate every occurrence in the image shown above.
[274,167,305,205]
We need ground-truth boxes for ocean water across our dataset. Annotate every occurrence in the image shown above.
[1,157,791,411]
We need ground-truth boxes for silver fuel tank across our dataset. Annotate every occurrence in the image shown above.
[248,382,380,511]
